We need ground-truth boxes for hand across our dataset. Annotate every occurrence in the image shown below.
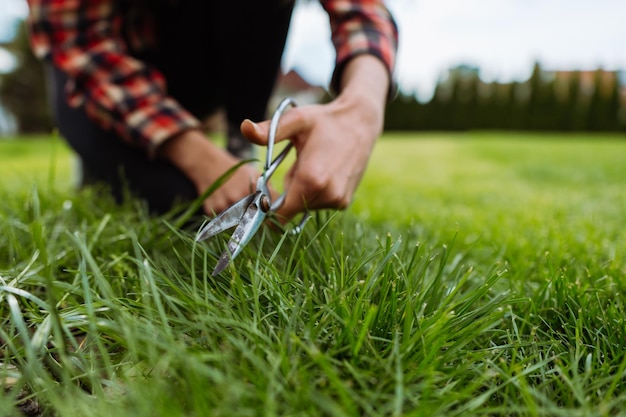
[240,55,390,222]
[159,129,260,215]
[240,100,377,222]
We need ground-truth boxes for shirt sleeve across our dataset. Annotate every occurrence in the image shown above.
[26,0,201,155]
[320,0,399,99]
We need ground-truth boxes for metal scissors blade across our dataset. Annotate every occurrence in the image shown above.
[212,193,267,275]
[195,194,255,242]
[195,97,307,275]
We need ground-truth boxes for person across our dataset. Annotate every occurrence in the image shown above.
[26,0,398,223]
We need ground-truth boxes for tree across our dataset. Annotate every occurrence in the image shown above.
[524,62,558,130]
[606,74,624,131]
[586,69,623,131]
[0,21,53,134]
[384,92,423,130]
[566,71,589,131]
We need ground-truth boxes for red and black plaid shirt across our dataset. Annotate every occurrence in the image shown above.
[27,0,398,154]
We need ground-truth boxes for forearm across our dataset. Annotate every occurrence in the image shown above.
[321,0,398,99]
[159,130,209,174]
[158,129,230,184]
[337,54,390,135]
[27,0,200,152]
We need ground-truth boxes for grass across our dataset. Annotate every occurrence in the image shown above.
[0,135,74,191]
[0,132,625,416]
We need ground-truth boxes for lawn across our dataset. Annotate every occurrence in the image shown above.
[0,132,625,416]
[0,135,74,192]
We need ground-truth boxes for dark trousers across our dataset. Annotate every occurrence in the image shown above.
[48,1,294,214]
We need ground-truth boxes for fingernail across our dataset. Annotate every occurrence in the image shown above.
[241,119,255,133]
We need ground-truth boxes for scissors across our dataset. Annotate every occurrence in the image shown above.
[195,97,309,276]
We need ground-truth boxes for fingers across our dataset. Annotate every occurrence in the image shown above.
[273,181,315,223]
[240,107,313,146]
[239,104,357,223]
[202,161,259,216]
[273,167,352,223]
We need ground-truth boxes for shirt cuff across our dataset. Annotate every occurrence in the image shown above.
[121,97,202,158]
[330,51,398,102]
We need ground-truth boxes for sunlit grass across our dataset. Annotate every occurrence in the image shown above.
[0,136,74,192]
[1,132,625,416]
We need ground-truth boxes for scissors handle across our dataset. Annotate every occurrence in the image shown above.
[264,141,294,182]
[262,98,310,234]
[265,97,297,175]
[262,97,297,212]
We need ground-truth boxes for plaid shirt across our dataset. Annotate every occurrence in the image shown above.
[27,0,398,154]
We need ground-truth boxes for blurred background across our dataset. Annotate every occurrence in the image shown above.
[1,0,625,136]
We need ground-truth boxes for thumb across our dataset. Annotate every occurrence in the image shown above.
[240,108,312,146]
[240,119,268,146]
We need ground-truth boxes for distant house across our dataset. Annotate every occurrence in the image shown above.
[544,69,625,104]
[204,68,327,134]
[269,68,327,111]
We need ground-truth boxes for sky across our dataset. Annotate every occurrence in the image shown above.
[283,0,626,100]
[1,0,626,101]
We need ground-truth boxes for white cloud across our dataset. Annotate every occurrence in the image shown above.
[282,1,335,87]
[0,48,16,74]
[388,0,626,98]
[0,0,28,42]
[2,0,624,102]
[283,0,626,100]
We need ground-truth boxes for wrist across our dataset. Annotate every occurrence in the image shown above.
[336,55,389,134]
[159,129,219,180]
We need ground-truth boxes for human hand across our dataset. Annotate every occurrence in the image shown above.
[240,55,389,222]
[159,129,261,215]
[240,93,388,224]
[239,102,374,222]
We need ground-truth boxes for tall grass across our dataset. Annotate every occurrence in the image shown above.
[1,133,625,416]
